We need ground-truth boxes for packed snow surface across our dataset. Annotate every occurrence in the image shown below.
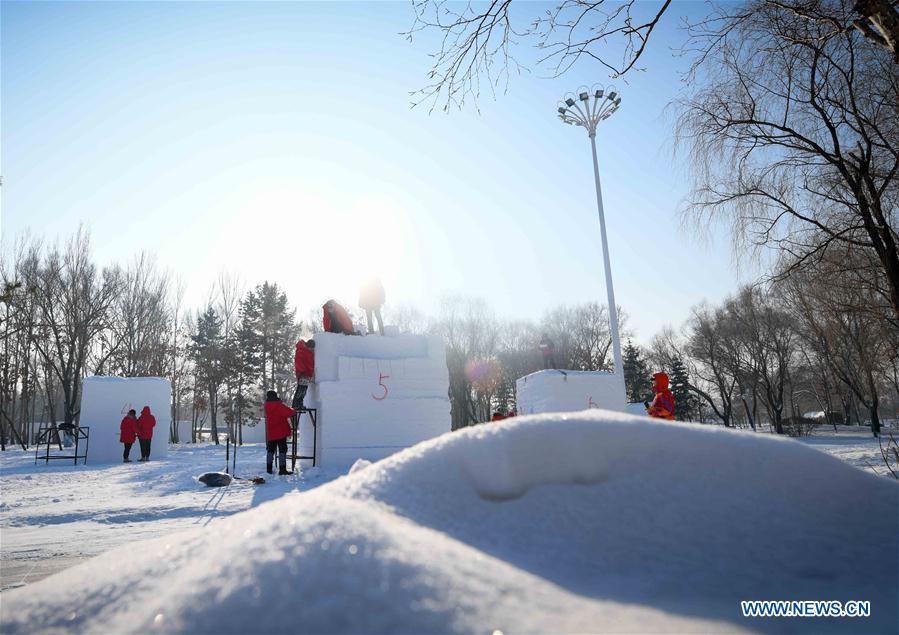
[304,332,450,468]
[79,376,171,463]
[2,411,897,633]
[516,369,626,415]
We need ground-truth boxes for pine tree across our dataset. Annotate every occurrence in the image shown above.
[670,357,694,421]
[240,282,298,397]
[189,306,226,444]
[622,339,652,403]
[230,302,263,443]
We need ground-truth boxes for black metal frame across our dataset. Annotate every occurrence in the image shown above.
[289,408,317,470]
[34,425,90,465]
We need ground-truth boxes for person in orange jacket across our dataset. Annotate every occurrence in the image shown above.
[136,406,156,461]
[322,299,356,335]
[646,372,676,420]
[120,409,138,463]
[293,339,315,410]
[264,390,296,475]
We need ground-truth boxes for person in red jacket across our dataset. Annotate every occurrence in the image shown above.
[265,390,296,475]
[322,299,356,335]
[646,372,676,421]
[120,409,138,463]
[293,339,315,410]
[136,406,156,461]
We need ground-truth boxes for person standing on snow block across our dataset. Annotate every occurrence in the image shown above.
[136,406,156,461]
[646,372,676,421]
[358,277,385,335]
[265,390,295,475]
[322,299,356,335]
[539,335,556,370]
[293,339,315,410]
[120,409,138,463]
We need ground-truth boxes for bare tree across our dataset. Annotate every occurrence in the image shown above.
[23,229,121,428]
[408,0,898,111]
[407,0,671,110]
[676,0,899,322]
[779,243,891,435]
[98,253,171,377]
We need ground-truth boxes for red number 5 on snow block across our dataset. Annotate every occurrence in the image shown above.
[372,373,390,401]
[587,396,598,409]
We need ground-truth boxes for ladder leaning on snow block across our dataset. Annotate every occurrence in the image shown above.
[34,425,90,466]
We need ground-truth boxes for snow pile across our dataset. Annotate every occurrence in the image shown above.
[301,332,450,468]
[516,369,626,414]
[2,411,896,633]
[78,376,171,463]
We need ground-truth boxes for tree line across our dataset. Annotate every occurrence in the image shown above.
[2,225,896,450]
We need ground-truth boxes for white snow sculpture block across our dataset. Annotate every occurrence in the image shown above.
[516,369,626,416]
[79,376,171,464]
[299,332,450,469]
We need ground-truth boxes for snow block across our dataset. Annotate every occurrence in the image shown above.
[299,332,450,469]
[516,369,626,415]
[79,377,171,464]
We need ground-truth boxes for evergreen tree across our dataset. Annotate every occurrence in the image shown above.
[239,282,298,397]
[189,306,226,444]
[622,339,652,403]
[670,357,694,421]
[230,301,263,443]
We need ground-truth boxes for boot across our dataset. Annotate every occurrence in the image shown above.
[278,453,292,475]
[266,463,273,474]
[278,465,293,475]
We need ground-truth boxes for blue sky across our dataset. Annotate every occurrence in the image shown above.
[1,1,757,341]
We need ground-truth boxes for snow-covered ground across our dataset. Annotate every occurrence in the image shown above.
[1,414,897,633]
[0,444,342,591]
[800,424,896,476]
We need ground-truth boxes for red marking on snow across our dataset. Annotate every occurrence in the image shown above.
[372,373,390,401]
[588,396,599,409]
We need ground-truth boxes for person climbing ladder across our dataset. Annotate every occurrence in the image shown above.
[293,338,315,409]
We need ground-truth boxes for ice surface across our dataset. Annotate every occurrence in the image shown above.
[300,332,450,468]
[516,369,626,415]
[78,377,171,463]
[2,412,896,634]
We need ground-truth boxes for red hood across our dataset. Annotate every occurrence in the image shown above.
[141,406,152,416]
[653,372,669,391]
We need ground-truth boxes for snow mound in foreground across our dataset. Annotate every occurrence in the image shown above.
[2,411,896,634]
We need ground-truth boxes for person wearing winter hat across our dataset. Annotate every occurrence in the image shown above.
[645,372,676,421]
[120,409,138,463]
[136,406,156,461]
[264,390,296,475]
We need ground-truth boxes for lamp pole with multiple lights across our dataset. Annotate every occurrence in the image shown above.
[558,85,626,400]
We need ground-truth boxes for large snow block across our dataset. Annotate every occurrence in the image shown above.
[79,377,171,464]
[299,332,450,469]
[516,370,626,415]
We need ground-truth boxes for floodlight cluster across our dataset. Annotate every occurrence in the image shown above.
[557,85,622,136]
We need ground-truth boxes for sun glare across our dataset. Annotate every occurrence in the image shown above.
[217,189,421,316]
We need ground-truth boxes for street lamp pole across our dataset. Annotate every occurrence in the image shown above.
[558,86,626,400]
